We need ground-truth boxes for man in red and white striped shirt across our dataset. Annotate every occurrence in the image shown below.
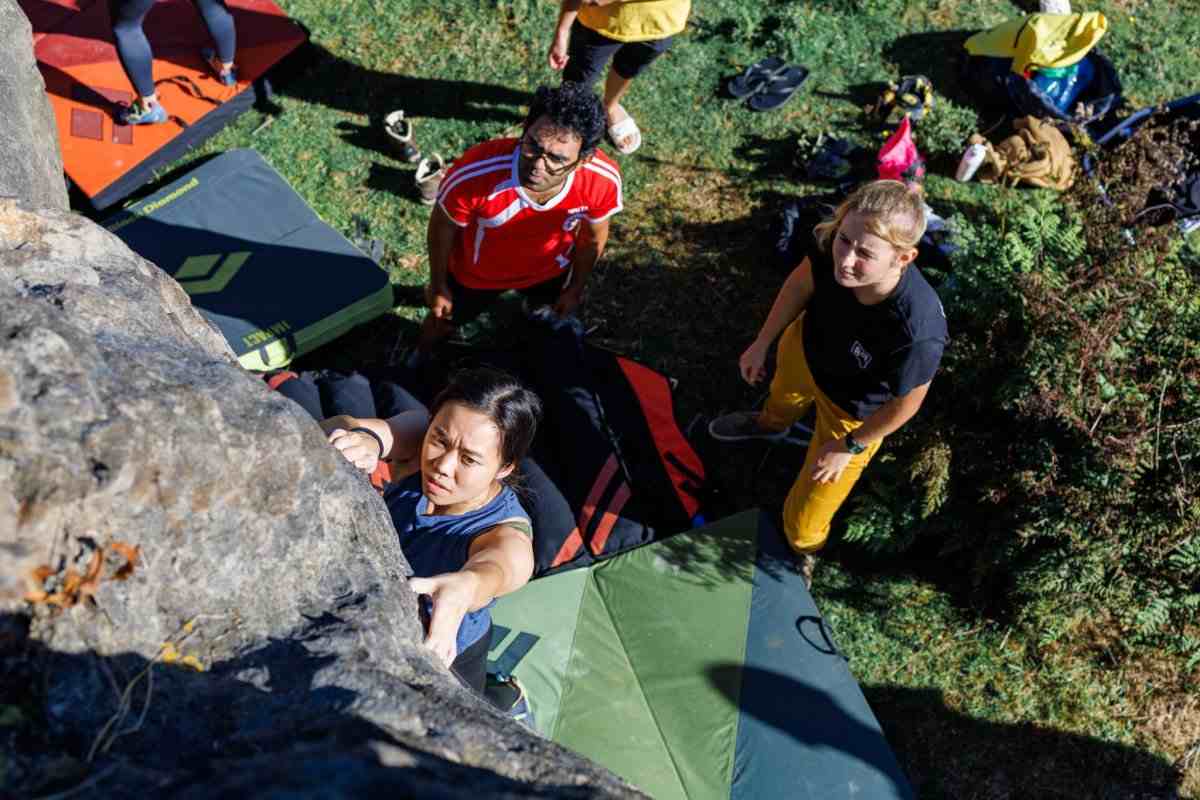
[417,82,622,357]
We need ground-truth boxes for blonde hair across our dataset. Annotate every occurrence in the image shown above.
[814,179,927,253]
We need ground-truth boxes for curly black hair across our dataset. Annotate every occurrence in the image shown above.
[522,82,607,158]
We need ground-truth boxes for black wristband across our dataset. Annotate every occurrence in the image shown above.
[349,426,384,459]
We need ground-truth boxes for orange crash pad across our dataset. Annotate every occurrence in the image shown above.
[20,0,307,209]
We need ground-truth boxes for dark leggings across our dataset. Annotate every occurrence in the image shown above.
[110,0,236,98]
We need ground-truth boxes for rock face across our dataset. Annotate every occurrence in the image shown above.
[0,199,643,798]
[0,0,67,211]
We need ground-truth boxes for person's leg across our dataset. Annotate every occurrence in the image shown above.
[779,403,880,556]
[191,0,237,76]
[516,272,570,312]
[415,274,498,357]
[192,0,236,64]
[316,372,377,420]
[372,381,429,418]
[767,318,881,555]
[271,373,323,421]
[757,319,816,432]
[449,625,491,696]
[601,67,635,117]
[604,36,674,151]
[109,0,159,103]
[709,319,814,442]
[562,21,620,87]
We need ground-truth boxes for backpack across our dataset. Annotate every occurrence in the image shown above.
[962,51,1123,134]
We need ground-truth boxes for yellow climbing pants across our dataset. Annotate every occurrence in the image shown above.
[759,317,882,554]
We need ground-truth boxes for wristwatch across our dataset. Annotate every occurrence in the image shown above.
[843,432,867,455]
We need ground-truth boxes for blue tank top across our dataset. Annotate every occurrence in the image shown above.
[384,474,530,654]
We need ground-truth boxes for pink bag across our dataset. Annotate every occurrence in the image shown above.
[877,116,926,183]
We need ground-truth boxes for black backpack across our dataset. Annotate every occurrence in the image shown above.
[962,51,1123,135]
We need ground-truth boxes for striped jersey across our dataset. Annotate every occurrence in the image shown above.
[436,137,623,290]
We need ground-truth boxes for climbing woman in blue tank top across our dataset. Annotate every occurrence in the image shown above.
[320,368,539,694]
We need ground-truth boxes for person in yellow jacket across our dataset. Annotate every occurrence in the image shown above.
[709,181,948,586]
[548,0,690,155]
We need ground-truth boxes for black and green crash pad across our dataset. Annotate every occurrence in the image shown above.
[103,149,392,370]
[489,510,913,800]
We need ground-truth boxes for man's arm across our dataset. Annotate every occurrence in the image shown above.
[554,217,609,316]
[426,204,458,320]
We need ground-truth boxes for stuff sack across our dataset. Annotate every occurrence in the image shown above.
[971,116,1076,191]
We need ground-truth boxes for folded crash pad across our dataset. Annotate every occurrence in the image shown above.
[20,0,307,209]
[490,510,913,800]
[103,149,392,370]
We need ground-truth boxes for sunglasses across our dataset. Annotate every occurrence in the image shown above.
[519,133,581,176]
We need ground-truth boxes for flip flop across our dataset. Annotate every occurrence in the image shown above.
[747,65,810,112]
[607,108,641,155]
[727,55,788,99]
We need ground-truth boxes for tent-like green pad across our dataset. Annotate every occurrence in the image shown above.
[489,510,912,800]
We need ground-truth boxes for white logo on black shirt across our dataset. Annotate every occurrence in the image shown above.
[850,340,872,369]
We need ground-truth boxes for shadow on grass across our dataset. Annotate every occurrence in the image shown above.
[273,43,530,137]
[707,646,1180,798]
[866,684,1181,799]
[364,161,423,204]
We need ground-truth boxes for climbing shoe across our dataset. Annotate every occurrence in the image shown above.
[202,48,238,86]
[118,99,167,125]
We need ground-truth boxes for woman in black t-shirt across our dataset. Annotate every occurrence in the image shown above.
[709,180,947,585]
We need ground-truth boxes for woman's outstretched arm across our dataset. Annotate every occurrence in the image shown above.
[408,525,535,666]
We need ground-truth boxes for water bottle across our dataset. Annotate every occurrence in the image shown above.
[1031,60,1091,114]
[955,143,987,182]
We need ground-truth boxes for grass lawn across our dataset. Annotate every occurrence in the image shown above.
[124,0,1200,796]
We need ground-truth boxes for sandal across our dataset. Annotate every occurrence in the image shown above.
[606,106,641,155]
[747,65,810,112]
[415,153,445,205]
[727,55,788,99]
[384,109,421,163]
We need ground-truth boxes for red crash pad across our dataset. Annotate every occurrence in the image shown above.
[20,0,306,209]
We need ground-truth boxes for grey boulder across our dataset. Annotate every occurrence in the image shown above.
[0,0,67,211]
[0,199,643,798]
